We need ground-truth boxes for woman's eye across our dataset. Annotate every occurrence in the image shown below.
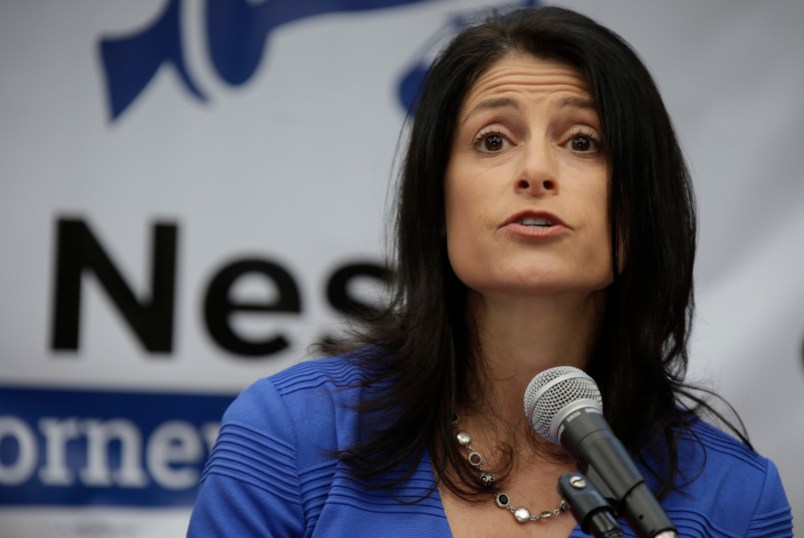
[568,132,601,153]
[475,132,508,153]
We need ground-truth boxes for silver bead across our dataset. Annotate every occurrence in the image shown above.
[513,507,532,522]
[479,472,495,487]
[467,450,482,466]
[456,431,471,446]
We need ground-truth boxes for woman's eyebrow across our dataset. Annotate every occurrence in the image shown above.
[461,96,522,125]
[554,95,596,111]
[461,95,596,125]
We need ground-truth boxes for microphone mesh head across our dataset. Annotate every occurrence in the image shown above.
[523,366,603,443]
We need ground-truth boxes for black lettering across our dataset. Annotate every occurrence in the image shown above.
[326,262,389,320]
[50,218,177,353]
[204,259,300,357]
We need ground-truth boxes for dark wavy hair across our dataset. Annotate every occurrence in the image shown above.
[327,6,748,500]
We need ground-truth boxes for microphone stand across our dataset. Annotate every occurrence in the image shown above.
[558,473,625,538]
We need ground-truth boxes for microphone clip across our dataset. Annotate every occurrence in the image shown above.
[558,472,625,538]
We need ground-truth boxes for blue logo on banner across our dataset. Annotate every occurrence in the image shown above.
[98,0,538,121]
[0,386,234,507]
[99,0,428,121]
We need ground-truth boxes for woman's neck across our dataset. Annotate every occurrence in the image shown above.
[464,289,605,429]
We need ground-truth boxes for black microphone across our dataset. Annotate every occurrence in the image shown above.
[523,366,677,538]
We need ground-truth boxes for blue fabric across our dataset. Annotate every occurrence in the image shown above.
[187,356,793,537]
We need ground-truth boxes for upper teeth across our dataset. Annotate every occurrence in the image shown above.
[520,217,553,227]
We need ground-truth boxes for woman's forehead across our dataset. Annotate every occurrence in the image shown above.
[461,52,591,115]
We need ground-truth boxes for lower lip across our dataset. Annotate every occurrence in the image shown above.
[502,223,570,239]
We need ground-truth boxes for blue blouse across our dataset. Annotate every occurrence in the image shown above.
[187,356,793,537]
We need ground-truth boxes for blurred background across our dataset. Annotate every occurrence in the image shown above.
[1,0,801,535]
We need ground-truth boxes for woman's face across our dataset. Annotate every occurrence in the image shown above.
[444,52,612,300]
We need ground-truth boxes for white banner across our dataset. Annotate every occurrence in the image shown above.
[1,0,802,535]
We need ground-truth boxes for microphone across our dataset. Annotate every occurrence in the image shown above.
[524,366,677,538]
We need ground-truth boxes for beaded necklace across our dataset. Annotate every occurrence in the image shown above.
[452,415,568,523]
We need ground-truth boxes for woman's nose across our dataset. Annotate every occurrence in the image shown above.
[516,177,556,193]
[515,144,558,195]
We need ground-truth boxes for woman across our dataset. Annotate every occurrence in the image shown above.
[187,7,792,537]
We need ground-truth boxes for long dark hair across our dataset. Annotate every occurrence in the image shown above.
[326,6,747,499]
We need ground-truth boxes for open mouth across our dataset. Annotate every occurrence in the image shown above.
[519,216,554,227]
